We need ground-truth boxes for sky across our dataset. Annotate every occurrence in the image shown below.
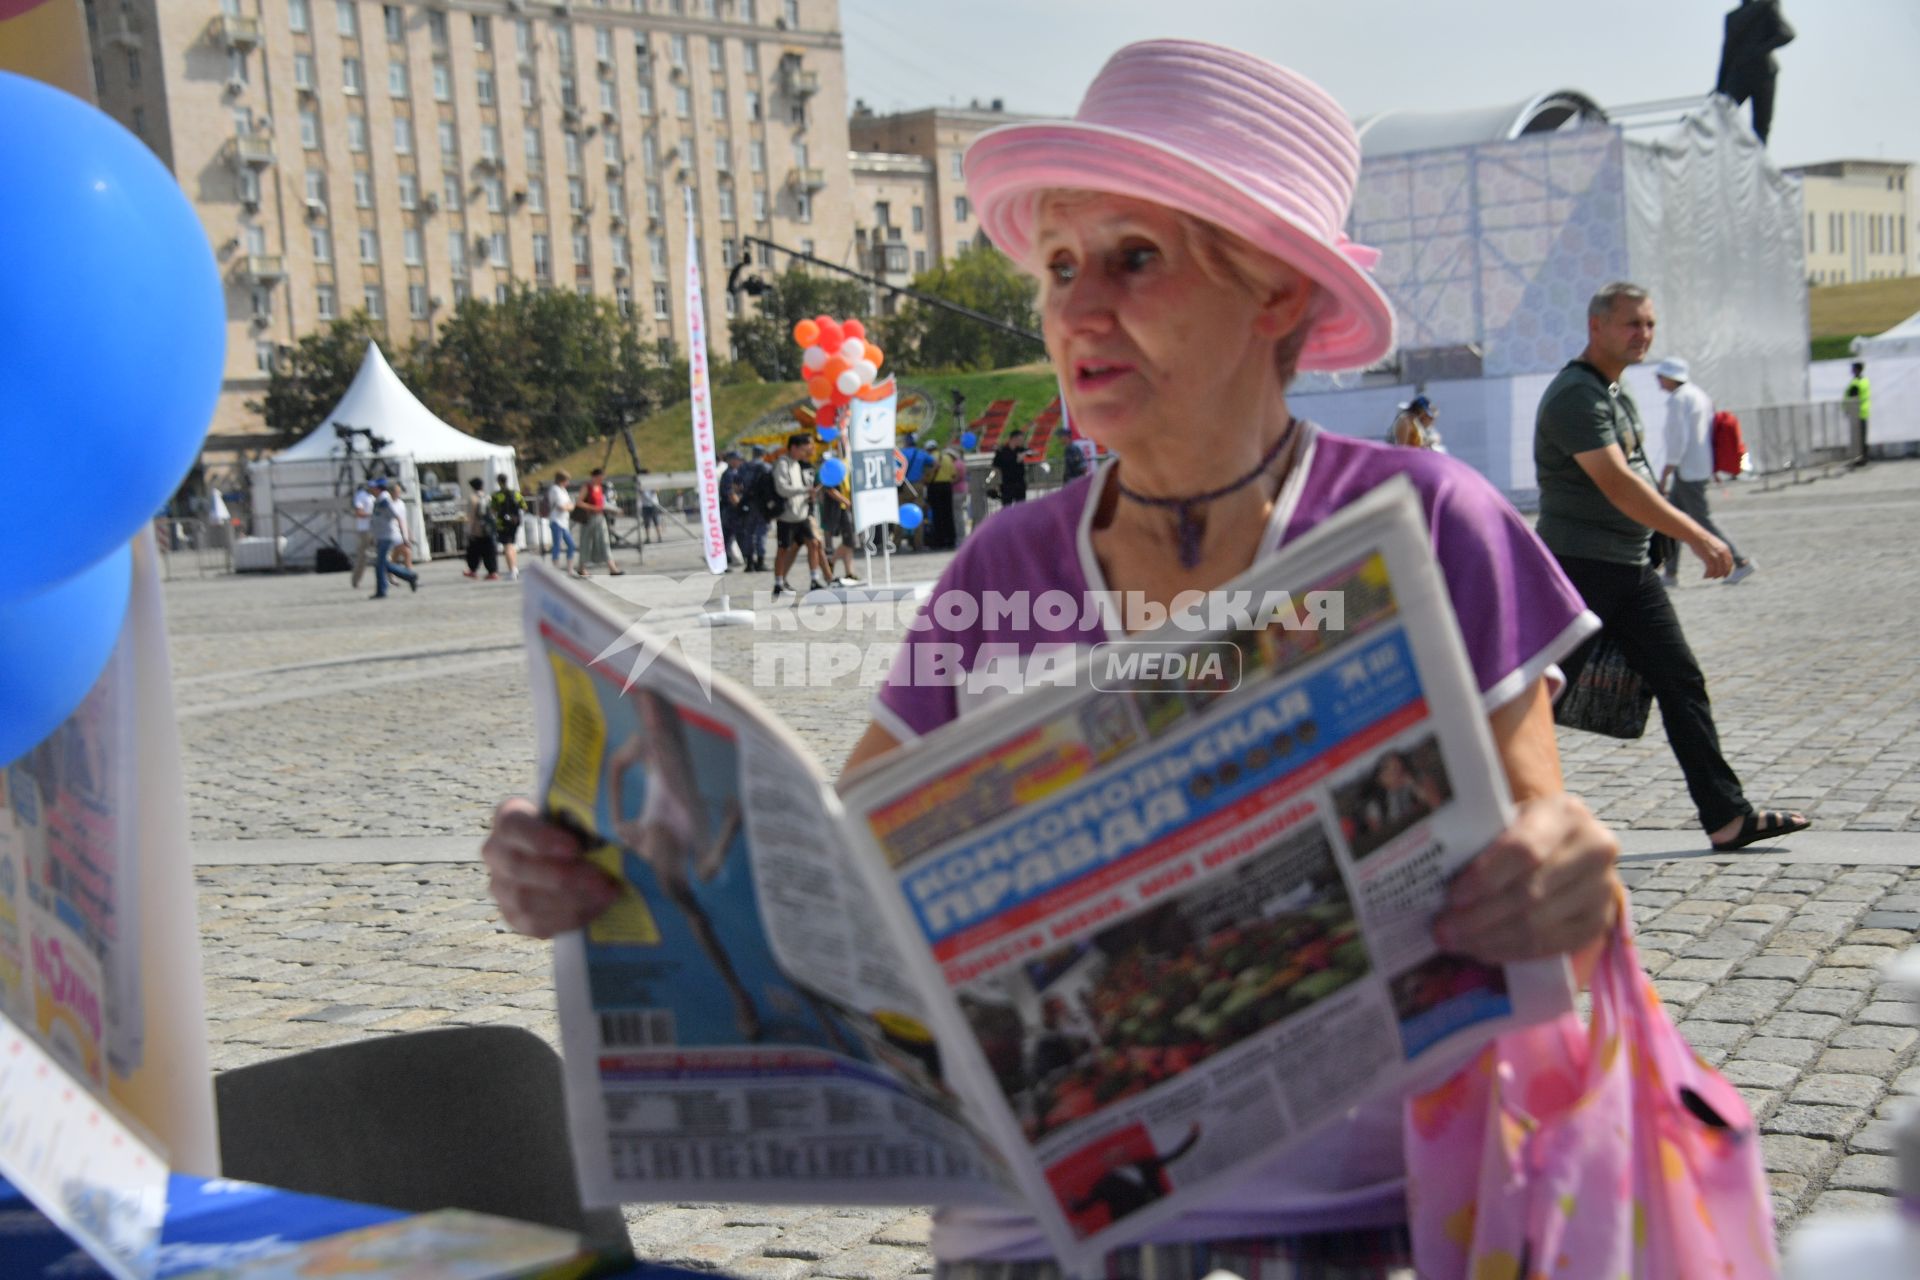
[842,0,1920,172]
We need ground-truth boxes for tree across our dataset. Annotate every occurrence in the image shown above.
[878,245,1042,372]
[727,266,874,381]
[249,312,414,441]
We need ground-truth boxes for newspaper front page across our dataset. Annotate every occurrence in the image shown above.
[532,480,1573,1273]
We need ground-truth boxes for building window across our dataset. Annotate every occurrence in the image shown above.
[404,226,423,264]
[342,56,363,93]
[616,285,632,316]
[516,18,533,57]
[473,14,491,51]
[489,232,508,266]
[299,109,320,149]
[717,185,734,222]
[792,140,808,169]
[355,228,377,263]
[433,123,455,161]
[384,4,404,41]
[521,69,536,107]
[712,88,727,119]
[305,169,327,203]
[954,195,969,222]
[126,49,141,85]
[431,60,451,100]
[601,79,617,112]
[496,283,511,303]
[442,171,463,210]
[752,187,767,221]
[453,280,471,304]
[653,282,670,318]
[611,237,629,269]
[674,85,691,118]
[532,233,552,278]
[709,40,724,72]
[389,61,408,97]
[782,0,798,28]
[393,117,413,154]
[742,0,757,20]
[596,26,614,61]
[572,230,590,264]
[649,234,666,271]
[290,0,310,34]
[409,284,430,318]
[353,170,373,206]
[311,226,332,262]
[481,123,500,159]
[294,53,315,91]
[364,286,383,319]
[950,152,962,180]
[390,172,415,209]
[428,9,447,45]
[607,182,624,217]
[748,139,765,173]
[484,176,504,211]
[714,137,730,171]
[647,182,662,218]
[337,0,357,37]
[743,42,759,74]
[476,68,495,104]
[914,249,926,273]
[347,114,368,151]
[795,190,810,222]
[566,133,583,174]
[568,177,586,212]
[448,230,467,268]
[554,24,573,60]
[316,285,337,319]
[130,106,146,137]
[525,129,543,164]
[256,340,277,373]
[528,176,546,211]
[744,89,761,121]
[669,34,687,66]
[912,205,924,232]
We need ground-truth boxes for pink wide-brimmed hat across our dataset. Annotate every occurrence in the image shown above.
[967,39,1395,372]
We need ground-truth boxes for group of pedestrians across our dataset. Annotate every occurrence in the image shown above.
[541,468,627,578]
[348,476,418,599]
[459,473,528,582]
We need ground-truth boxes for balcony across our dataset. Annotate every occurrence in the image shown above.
[877,242,910,275]
[231,134,275,168]
[214,13,262,50]
[240,254,285,282]
[789,166,825,192]
[781,67,819,99]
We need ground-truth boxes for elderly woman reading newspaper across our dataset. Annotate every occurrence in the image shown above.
[483,40,1622,1278]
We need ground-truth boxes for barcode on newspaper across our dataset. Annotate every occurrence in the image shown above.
[600,1009,676,1047]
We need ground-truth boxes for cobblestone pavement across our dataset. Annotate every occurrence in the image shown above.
[172,463,1920,1273]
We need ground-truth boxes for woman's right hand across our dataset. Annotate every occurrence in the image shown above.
[483,797,621,938]
[1688,530,1733,578]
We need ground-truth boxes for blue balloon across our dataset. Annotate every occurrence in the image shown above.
[818,426,839,442]
[0,73,224,603]
[898,503,924,531]
[0,543,132,768]
[961,432,978,450]
[819,457,847,488]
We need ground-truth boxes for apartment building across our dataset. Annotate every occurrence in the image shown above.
[82,0,852,461]
[1785,159,1916,286]
[847,150,931,311]
[848,100,1039,266]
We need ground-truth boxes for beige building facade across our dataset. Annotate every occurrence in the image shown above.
[1785,159,1916,286]
[848,101,1040,266]
[83,0,852,464]
[847,150,931,312]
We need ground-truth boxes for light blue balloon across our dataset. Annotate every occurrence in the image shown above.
[0,544,133,768]
[819,457,847,488]
[818,426,839,442]
[898,503,924,531]
[0,73,224,603]
[961,432,978,450]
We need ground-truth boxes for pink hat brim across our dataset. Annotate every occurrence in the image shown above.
[968,120,1396,373]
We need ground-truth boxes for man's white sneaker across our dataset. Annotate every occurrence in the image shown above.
[1725,561,1756,586]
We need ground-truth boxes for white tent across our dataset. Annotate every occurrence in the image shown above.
[1816,310,1920,455]
[249,342,519,566]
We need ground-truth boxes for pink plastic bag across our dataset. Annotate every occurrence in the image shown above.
[1404,913,1779,1279]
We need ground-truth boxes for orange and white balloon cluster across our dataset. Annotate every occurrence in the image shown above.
[793,315,884,431]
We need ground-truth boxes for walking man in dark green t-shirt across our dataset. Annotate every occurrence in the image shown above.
[1535,282,1808,852]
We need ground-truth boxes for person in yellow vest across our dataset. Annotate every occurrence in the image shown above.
[1844,361,1871,467]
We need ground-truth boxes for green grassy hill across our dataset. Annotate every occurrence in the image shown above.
[1808,277,1920,359]
[544,366,1065,476]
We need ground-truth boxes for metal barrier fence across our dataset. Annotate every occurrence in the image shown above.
[1726,401,1856,490]
[153,518,234,579]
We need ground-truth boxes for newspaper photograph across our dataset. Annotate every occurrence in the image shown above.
[528,479,1574,1273]
[836,479,1574,1267]
[526,570,1015,1210]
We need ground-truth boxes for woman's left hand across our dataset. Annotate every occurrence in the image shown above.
[1434,792,1620,964]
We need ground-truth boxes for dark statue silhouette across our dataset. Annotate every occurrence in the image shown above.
[1714,0,1795,143]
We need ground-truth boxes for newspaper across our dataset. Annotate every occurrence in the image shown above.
[527,479,1573,1273]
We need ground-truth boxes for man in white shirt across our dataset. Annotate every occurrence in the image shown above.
[1656,358,1753,587]
[369,478,420,598]
[544,470,578,571]
[349,480,377,589]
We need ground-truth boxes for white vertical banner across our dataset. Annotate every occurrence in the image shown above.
[849,380,901,534]
[683,188,727,575]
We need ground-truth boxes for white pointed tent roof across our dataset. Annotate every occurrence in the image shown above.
[274,341,514,465]
[1853,310,1920,361]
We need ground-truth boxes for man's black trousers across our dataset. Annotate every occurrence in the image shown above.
[1554,554,1751,833]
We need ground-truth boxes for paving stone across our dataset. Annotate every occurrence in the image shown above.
[1827,944,1907,968]
[1804,966,1879,990]
[1783,987,1870,1018]
[1760,1011,1844,1041]
[1660,956,1740,983]
[1761,1134,1834,1176]
[1676,1020,1748,1049]
[1743,1037,1825,1068]
[1829,1154,1901,1192]
[1848,928,1919,947]
[1820,1047,1904,1076]
[1850,1119,1902,1155]
[1765,1104,1864,1140]
[1789,1075,1887,1109]
[1720,1059,1803,1089]
[1833,1025,1919,1053]
[1856,1002,1918,1026]
[1651,979,1709,1006]
[1807,1189,1899,1217]
[810,1245,929,1280]
[1737,955,1817,981]
[1861,911,1920,931]
[762,1218,899,1260]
